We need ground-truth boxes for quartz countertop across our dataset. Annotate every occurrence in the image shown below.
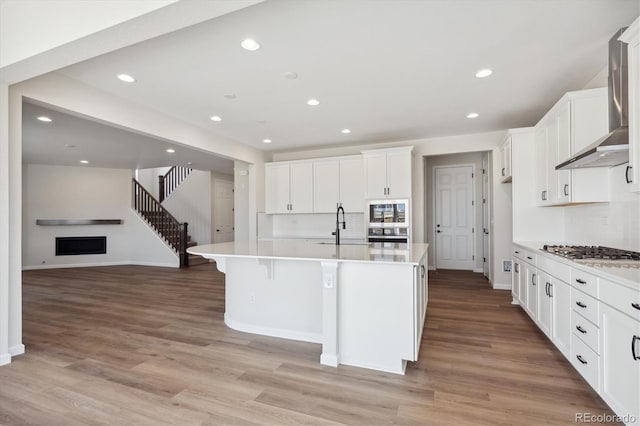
[514,241,639,290]
[188,240,429,265]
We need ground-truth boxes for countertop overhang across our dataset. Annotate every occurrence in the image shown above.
[188,240,429,265]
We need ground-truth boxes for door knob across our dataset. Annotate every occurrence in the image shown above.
[436,230,441,233]
[436,224,440,227]
[216,229,220,232]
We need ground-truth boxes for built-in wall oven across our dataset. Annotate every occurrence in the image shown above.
[367,199,410,243]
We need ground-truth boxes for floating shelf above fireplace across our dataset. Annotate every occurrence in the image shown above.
[36,219,123,226]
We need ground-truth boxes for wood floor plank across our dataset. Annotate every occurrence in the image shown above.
[0,265,619,425]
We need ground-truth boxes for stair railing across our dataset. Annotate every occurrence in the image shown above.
[133,179,189,267]
[158,166,193,202]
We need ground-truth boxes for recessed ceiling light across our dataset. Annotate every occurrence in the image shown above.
[240,38,260,51]
[263,139,272,144]
[37,116,52,122]
[223,93,237,100]
[475,69,493,78]
[284,71,298,80]
[117,74,136,83]
[466,113,479,119]
[341,129,351,134]
[79,160,89,164]
[307,99,320,106]
[210,115,222,122]
[166,148,175,153]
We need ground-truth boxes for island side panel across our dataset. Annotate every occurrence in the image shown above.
[224,257,323,343]
[338,262,416,374]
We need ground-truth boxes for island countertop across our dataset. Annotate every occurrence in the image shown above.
[188,240,429,265]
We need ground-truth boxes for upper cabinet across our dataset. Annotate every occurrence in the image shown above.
[620,17,640,193]
[266,155,365,214]
[499,136,512,183]
[265,161,314,214]
[362,146,413,199]
[534,89,610,206]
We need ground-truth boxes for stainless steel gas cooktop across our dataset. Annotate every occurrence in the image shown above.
[542,245,640,261]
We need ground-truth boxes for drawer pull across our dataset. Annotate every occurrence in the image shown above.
[633,336,640,361]
[576,325,587,334]
[531,274,536,286]
[514,251,520,254]
[575,279,587,284]
[632,303,640,311]
[576,355,587,365]
[527,256,533,260]
[576,301,587,308]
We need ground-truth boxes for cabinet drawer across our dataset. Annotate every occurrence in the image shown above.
[513,246,536,264]
[599,278,640,322]
[571,333,600,392]
[571,309,600,354]
[537,256,571,282]
[571,288,600,326]
[571,268,599,298]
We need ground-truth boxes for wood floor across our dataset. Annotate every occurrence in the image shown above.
[1,265,617,425]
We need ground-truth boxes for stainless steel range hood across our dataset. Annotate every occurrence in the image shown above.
[556,28,629,170]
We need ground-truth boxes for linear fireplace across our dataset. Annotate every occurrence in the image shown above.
[55,236,107,256]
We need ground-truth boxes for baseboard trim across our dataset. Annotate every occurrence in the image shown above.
[320,353,339,367]
[9,344,25,357]
[224,315,322,344]
[23,260,179,271]
[428,265,436,271]
[493,283,512,290]
[473,268,484,273]
[0,353,10,366]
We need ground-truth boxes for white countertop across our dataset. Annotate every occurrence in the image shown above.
[514,241,640,289]
[188,240,429,265]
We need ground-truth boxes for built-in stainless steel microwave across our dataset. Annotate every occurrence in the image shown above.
[367,199,409,228]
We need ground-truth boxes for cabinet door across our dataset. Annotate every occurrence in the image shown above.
[628,36,640,193]
[499,145,507,180]
[525,264,538,320]
[363,153,387,199]
[313,160,340,213]
[289,162,314,213]
[545,119,559,204]
[504,138,512,180]
[551,277,571,359]
[512,260,520,301]
[519,261,528,307]
[537,271,552,338]
[534,125,548,206]
[600,303,640,425]
[339,157,364,213]
[265,164,291,214]
[386,151,412,198]
[556,102,572,203]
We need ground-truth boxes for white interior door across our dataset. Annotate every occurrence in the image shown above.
[435,165,474,270]
[214,180,234,243]
[482,155,490,278]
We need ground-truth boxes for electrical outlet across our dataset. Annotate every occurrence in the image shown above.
[249,293,255,304]
[503,260,512,273]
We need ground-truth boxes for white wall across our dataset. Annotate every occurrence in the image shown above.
[136,166,171,199]
[22,164,179,269]
[162,170,212,246]
[564,164,640,251]
[424,152,484,271]
[490,145,514,289]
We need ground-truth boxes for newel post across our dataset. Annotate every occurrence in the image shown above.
[158,175,165,202]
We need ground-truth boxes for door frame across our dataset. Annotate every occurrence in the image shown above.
[482,153,491,279]
[213,178,234,243]
[432,163,476,271]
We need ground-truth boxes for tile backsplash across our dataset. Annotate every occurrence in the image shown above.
[260,213,366,240]
[564,164,640,251]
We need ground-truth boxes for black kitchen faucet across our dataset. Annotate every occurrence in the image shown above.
[332,205,346,245]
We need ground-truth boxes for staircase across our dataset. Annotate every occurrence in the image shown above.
[158,166,192,202]
[132,178,196,267]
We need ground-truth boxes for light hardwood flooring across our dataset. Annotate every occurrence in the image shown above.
[0,265,618,425]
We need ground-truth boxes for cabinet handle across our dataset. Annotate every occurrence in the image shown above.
[575,279,586,285]
[633,336,640,361]
[576,355,587,365]
[514,251,520,254]
[626,166,633,184]
[548,283,553,297]
[502,167,505,176]
[576,301,587,308]
[531,273,536,286]
[527,256,533,260]
[545,282,549,296]
[576,325,587,334]
[632,303,640,311]
[514,263,519,273]
[387,187,390,195]
[421,265,425,279]
[564,184,569,196]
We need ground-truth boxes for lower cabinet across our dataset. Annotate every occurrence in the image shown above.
[537,271,552,337]
[600,303,640,426]
[525,264,538,320]
[550,277,571,358]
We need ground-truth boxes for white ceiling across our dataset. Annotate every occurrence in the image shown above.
[22,100,235,174]
[49,0,639,154]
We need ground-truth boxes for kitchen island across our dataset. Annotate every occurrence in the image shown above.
[188,240,428,374]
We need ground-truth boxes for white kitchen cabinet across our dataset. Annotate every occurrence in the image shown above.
[525,263,538,321]
[339,156,365,212]
[534,89,610,206]
[362,146,413,199]
[600,303,640,425]
[265,161,313,214]
[621,18,640,193]
[499,136,512,183]
[512,258,521,302]
[313,159,340,213]
[551,277,572,359]
[537,271,552,338]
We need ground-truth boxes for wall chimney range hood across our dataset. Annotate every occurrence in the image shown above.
[556,28,629,170]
